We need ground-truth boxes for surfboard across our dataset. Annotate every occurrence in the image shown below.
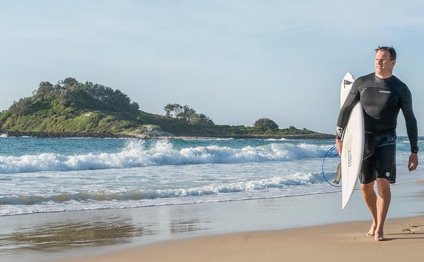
[340,72,364,209]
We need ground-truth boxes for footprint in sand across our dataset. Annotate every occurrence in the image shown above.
[401,224,424,234]
[401,228,414,234]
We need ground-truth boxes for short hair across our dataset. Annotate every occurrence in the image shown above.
[375,46,396,60]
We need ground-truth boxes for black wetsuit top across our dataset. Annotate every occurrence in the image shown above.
[337,73,419,153]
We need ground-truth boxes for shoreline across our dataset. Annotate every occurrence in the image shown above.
[58,215,424,262]
[1,179,422,262]
[0,131,334,140]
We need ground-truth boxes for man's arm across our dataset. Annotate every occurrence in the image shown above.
[400,86,419,171]
[336,82,360,155]
[337,89,360,134]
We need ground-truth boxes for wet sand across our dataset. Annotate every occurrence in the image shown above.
[59,215,424,262]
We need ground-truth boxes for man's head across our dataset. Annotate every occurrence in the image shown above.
[375,46,396,78]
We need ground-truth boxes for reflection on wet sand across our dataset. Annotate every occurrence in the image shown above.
[0,204,214,260]
[0,217,152,252]
[171,219,209,234]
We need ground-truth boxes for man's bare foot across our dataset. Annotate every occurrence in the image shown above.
[375,232,385,241]
[366,224,376,237]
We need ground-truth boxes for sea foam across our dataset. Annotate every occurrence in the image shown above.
[0,171,323,206]
[0,140,335,174]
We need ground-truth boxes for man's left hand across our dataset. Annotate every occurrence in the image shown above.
[408,153,418,171]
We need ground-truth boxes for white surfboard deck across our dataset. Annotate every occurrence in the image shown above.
[340,72,365,209]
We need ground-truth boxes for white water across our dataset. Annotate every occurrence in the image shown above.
[0,140,332,173]
[0,137,422,216]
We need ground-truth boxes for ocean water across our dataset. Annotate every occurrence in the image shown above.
[0,136,422,217]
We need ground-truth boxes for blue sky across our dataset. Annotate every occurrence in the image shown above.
[1,0,423,135]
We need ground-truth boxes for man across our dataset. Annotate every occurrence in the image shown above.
[336,46,419,241]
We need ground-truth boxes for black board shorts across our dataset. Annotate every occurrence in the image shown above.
[360,130,397,184]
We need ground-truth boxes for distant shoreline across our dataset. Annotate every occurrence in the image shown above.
[0,130,334,140]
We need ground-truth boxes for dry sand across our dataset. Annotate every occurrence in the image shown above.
[59,215,424,262]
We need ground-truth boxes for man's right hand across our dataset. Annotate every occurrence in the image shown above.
[336,138,342,156]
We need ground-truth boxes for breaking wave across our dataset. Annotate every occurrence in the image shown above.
[0,140,335,174]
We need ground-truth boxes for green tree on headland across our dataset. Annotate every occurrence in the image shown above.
[254,118,279,131]
[8,78,140,116]
[164,103,214,126]
[1,78,144,136]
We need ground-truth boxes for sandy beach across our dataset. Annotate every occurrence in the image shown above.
[55,179,424,262]
[59,215,424,262]
[1,179,423,262]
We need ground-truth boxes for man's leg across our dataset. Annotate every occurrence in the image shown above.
[360,181,377,236]
[375,178,391,241]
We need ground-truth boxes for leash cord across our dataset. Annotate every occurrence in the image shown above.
[321,145,341,188]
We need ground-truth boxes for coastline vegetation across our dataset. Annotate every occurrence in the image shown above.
[0,78,331,139]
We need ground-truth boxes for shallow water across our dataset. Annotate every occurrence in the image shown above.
[0,136,422,216]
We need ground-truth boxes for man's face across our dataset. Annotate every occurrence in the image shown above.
[375,50,396,76]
